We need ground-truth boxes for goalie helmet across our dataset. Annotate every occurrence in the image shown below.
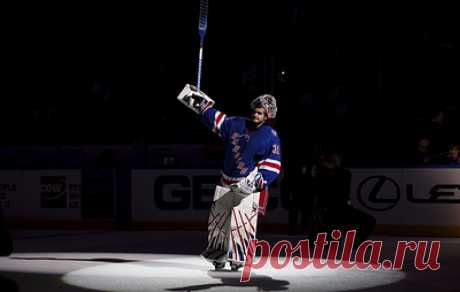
[250,94,277,119]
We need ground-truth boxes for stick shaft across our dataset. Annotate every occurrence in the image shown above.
[197,45,204,91]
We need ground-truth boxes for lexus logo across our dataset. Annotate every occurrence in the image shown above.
[357,176,400,211]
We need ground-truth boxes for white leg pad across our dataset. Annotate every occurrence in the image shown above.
[201,185,259,264]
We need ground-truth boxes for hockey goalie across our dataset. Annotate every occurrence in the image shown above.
[177,84,282,271]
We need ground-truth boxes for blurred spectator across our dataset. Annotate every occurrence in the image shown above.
[308,146,376,247]
[447,144,460,164]
[439,144,460,165]
[410,136,433,165]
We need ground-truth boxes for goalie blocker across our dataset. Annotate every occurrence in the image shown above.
[177,84,215,114]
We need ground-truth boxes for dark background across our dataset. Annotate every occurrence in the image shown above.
[2,1,459,166]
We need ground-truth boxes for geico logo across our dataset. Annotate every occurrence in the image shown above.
[41,184,66,193]
[153,175,218,210]
[153,175,285,210]
[0,184,16,192]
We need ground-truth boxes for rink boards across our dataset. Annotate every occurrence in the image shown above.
[1,168,460,235]
[132,168,460,235]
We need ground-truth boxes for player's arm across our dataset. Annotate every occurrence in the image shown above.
[256,135,282,189]
[201,107,231,138]
[255,134,281,216]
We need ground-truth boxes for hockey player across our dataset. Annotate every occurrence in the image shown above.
[177,84,282,271]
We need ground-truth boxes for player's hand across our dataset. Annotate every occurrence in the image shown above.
[230,179,254,197]
[230,173,264,197]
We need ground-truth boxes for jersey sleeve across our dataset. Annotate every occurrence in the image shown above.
[201,107,231,139]
[256,130,282,187]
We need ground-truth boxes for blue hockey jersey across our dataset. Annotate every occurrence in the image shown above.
[201,107,282,188]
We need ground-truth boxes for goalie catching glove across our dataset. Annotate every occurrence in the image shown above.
[177,84,215,114]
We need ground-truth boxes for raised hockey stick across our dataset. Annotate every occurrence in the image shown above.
[196,0,208,91]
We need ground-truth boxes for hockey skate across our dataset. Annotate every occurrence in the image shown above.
[230,261,244,271]
[213,261,226,271]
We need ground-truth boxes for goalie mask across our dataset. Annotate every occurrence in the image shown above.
[250,94,277,119]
